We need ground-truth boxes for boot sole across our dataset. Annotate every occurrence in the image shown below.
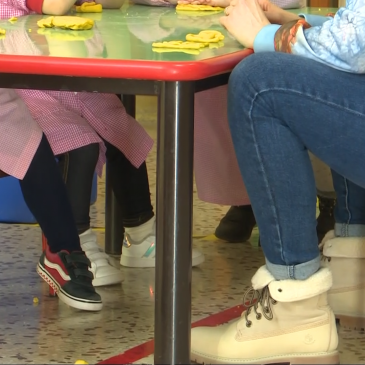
[37,263,103,311]
[191,350,340,364]
[336,314,365,331]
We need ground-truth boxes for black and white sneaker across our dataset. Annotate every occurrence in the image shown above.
[37,246,102,311]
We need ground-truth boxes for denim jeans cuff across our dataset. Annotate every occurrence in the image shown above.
[335,223,365,237]
[265,255,321,280]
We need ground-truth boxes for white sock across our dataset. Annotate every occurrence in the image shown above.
[125,216,155,243]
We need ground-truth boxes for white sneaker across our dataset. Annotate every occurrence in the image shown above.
[80,229,123,287]
[120,233,205,268]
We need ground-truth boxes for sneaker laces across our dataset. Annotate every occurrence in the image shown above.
[240,286,277,328]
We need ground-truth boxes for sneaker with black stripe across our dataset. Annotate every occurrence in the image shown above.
[37,246,103,311]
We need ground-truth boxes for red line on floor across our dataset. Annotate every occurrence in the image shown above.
[98,304,245,364]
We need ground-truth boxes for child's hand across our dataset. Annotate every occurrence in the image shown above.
[256,0,300,24]
[220,0,269,48]
[177,0,230,8]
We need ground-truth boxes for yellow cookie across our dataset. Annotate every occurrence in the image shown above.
[153,47,201,55]
[186,30,224,43]
[0,28,6,35]
[75,2,102,13]
[152,41,208,49]
[38,16,94,30]
[37,16,55,28]
[176,4,224,11]
[53,16,94,30]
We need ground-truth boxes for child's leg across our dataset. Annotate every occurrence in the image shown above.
[310,154,336,242]
[57,144,100,235]
[104,140,154,230]
[331,170,365,237]
[103,141,205,268]
[57,143,123,287]
[20,136,81,253]
[19,134,102,311]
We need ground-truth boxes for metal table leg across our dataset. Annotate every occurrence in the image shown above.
[104,94,136,255]
[154,81,195,364]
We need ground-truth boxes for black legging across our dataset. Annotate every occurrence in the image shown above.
[19,134,81,253]
[57,141,154,235]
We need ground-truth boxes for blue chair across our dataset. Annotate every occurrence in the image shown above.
[0,173,98,223]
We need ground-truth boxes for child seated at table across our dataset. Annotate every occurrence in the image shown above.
[0,89,102,311]
[1,0,205,282]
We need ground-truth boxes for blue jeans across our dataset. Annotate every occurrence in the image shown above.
[228,52,365,280]
[332,170,365,237]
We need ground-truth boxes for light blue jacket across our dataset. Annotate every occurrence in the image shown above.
[253,0,365,73]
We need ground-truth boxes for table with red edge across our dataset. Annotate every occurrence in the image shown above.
[0,5,334,364]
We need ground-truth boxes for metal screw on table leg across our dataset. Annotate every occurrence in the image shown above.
[154,81,195,365]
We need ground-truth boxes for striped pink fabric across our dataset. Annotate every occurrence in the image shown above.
[0,2,153,177]
[194,86,249,205]
[0,89,43,179]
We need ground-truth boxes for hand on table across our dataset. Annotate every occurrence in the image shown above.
[220,0,270,49]
[257,0,301,24]
[177,0,231,9]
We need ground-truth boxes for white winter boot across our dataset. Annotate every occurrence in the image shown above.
[322,230,365,330]
[191,266,339,364]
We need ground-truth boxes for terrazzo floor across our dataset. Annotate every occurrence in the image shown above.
[1,96,364,364]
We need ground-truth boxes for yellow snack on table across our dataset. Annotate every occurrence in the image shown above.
[0,28,5,35]
[176,4,224,11]
[37,16,54,28]
[186,30,224,43]
[176,9,222,16]
[152,40,208,49]
[53,16,94,30]
[9,16,17,22]
[37,16,94,30]
[153,47,201,55]
[75,2,102,13]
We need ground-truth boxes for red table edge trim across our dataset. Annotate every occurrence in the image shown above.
[0,49,252,81]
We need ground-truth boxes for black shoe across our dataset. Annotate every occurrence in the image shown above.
[37,246,103,311]
[215,206,256,243]
[316,196,336,243]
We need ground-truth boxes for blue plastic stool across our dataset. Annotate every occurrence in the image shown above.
[0,173,98,224]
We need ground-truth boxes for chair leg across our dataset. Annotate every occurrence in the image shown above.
[41,233,57,297]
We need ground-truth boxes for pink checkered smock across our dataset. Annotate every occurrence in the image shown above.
[0,89,43,179]
[0,0,153,177]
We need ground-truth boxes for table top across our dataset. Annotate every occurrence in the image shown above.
[0,5,336,81]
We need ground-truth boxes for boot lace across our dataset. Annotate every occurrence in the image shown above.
[319,241,331,263]
[242,286,277,328]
